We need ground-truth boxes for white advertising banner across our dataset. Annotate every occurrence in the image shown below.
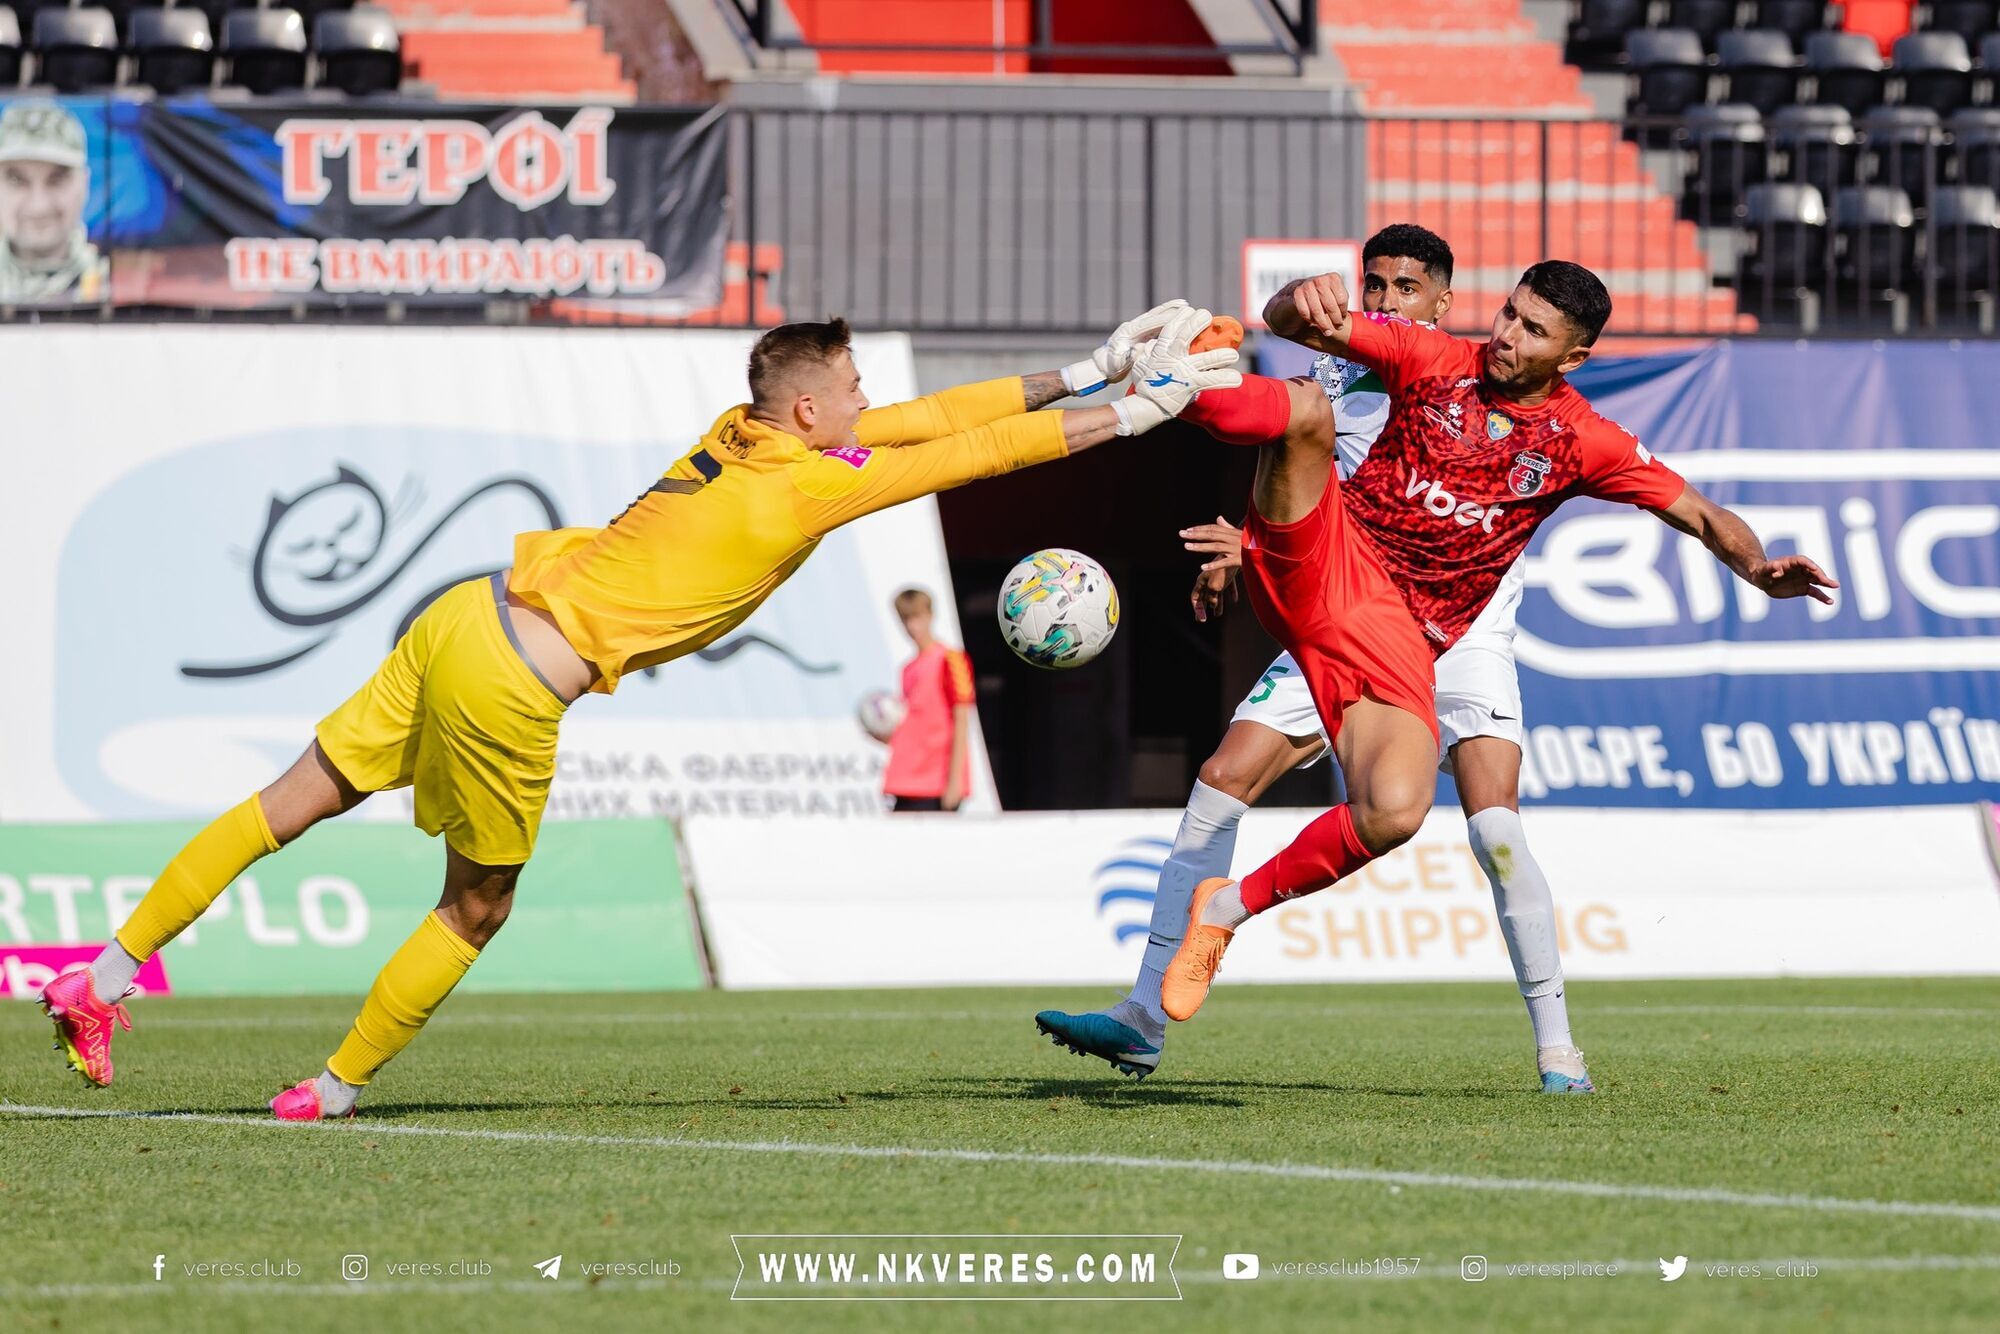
[0,326,994,822]
[683,806,2000,987]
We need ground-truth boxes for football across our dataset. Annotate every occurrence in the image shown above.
[856,689,906,742]
[996,548,1119,669]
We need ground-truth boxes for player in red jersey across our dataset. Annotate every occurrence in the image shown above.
[1156,261,1837,1021]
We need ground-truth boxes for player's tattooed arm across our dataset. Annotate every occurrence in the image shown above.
[1654,485,1839,604]
[1020,370,1072,412]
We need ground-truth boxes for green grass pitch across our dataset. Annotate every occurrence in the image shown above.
[4,976,1998,1332]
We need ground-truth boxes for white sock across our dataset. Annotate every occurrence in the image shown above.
[1465,807,1573,1051]
[1128,780,1247,1021]
[88,942,143,1001]
[314,1069,362,1117]
[1199,882,1252,930]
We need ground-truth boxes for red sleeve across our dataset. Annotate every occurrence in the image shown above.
[944,649,976,706]
[1578,418,1687,509]
[1342,312,1476,395]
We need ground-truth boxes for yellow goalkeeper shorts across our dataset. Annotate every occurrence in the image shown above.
[316,574,566,866]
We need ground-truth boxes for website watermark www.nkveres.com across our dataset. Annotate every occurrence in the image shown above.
[729,1235,1181,1300]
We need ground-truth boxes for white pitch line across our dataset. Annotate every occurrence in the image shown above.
[6,1102,2000,1224]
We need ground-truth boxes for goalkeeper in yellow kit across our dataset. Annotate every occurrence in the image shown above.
[38,304,1239,1118]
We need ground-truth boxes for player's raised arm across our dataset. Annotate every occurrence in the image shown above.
[1654,484,1839,604]
[795,307,1238,537]
[856,300,1193,448]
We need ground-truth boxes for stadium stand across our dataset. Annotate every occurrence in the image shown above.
[387,0,635,100]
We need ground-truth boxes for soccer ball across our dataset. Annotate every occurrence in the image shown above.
[856,690,905,742]
[997,548,1119,669]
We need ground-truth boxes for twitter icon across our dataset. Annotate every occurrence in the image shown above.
[1659,1256,1688,1282]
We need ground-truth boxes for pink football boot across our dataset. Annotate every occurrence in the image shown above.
[271,1079,355,1121]
[40,968,133,1087]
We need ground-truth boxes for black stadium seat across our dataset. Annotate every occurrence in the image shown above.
[1860,105,1944,202]
[1832,185,1918,320]
[315,5,399,97]
[1772,104,1858,195]
[223,6,306,93]
[1669,0,1737,49]
[1926,2,2000,43]
[1567,0,1648,69]
[130,7,214,95]
[1929,184,2000,327]
[1627,27,1710,124]
[0,8,19,87]
[1950,108,2000,191]
[1808,31,1888,115]
[1741,183,1830,328]
[1895,32,1975,115]
[32,6,119,92]
[1756,0,1832,44]
[1681,103,1768,223]
[1719,29,1801,114]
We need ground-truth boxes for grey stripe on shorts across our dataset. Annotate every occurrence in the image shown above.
[489,572,564,703]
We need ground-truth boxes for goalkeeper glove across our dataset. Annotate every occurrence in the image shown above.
[1112,306,1243,437]
[1060,298,1190,396]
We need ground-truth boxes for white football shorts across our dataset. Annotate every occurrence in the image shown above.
[1229,561,1526,772]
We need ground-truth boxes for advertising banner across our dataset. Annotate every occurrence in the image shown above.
[0,95,726,310]
[1257,337,2000,808]
[683,806,2000,987]
[0,819,703,997]
[0,326,995,822]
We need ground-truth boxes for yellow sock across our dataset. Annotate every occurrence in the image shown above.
[115,795,281,960]
[325,912,480,1086]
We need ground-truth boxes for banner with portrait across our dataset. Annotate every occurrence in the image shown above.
[0,95,726,311]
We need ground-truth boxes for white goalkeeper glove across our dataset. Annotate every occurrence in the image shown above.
[1059,298,1190,396]
[1112,306,1242,437]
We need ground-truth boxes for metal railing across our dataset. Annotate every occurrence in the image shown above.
[723,0,1320,73]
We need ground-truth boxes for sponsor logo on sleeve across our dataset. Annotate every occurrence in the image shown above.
[824,446,873,469]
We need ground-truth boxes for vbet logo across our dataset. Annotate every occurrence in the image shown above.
[1659,1255,1689,1282]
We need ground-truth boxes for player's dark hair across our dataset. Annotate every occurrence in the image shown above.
[1518,260,1612,347]
[749,317,854,405]
[1364,224,1454,284]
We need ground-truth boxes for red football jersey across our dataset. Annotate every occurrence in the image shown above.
[1338,312,1688,651]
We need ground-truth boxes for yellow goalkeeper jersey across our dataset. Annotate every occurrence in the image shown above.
[508,376,1066,694]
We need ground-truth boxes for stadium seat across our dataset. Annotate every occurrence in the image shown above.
[315,6,397,95]
[1924,1,2000,42]
[32,6,119,92]
[1756,0,1833,44]
[1950,107,2000,190]
[1567,0,1649,69]
[1627,28,1711,126]
[1682,103,1769,223]
[1808,31,1888,113]
[1894,31,1975,114]
[1928,184,2000,328]
[1741,182,1830,327]
[1772,103,1860,195]
[222,6,306,93]
[93,0,146,41]
[1860,105,1945,201]
[0,9,19,87]
[1669,0,1738,49]
[130,7,214,94]
[1719,29,1802,113]
[1831,185,1917,326]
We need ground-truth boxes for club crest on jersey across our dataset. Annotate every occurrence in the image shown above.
[1508,449,1553,497]
[1486,410,1515,441]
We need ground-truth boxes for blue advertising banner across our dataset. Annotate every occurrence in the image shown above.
[1257,337,2000,808]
